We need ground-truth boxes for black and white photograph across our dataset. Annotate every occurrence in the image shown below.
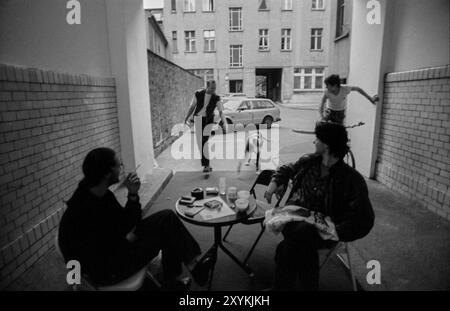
[0,0,449,301]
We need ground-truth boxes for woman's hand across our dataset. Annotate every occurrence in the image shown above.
[124,172,141,195]
[265,182,286,204]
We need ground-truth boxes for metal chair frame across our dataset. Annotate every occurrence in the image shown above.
[223,170,281,265]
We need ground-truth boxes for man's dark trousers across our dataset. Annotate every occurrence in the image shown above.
[108,210,201,284]
[200,116,212,167]
[274,222,337,290]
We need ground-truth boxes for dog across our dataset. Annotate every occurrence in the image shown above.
[237,131,265,173]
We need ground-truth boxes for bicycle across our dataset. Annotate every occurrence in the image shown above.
[291,121,365,169]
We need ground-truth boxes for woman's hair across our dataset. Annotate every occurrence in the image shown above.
[81,147,117,186]
[324,74,341,88]
[315,122,349,159]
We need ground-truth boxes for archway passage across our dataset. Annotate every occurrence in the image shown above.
[255,68,282,102]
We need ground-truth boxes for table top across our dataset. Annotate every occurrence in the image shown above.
[173,172,258,227]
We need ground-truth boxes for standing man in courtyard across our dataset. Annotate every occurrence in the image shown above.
[184,80,228,173]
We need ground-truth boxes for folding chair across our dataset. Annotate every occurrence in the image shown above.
[55,231,162,291]
[223,169,283,265]
[223,170,358,290]
[319,242,357,291]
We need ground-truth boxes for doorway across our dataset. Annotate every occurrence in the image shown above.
[255,68,282,102]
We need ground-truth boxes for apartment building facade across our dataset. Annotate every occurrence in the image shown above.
[328,0,352,83]
[145,10,171,60]
[162,0,331,104]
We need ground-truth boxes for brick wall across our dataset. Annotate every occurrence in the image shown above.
[376,65,450,221]
[0,63,121,289]
[147,50,203,157]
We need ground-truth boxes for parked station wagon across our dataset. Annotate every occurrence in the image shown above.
[214,98,281,129]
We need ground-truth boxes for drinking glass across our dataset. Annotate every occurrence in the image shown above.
[227,187,238,207]
[219,177,226,195]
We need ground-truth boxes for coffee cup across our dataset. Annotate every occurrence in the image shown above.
[235,198,249,212]
[237,190,250,200]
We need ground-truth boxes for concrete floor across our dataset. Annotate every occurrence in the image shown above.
[155,105,450,290]
[7,105,450,290]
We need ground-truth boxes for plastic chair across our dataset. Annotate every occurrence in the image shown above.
[54,232,161,291]
[223,169,283,265]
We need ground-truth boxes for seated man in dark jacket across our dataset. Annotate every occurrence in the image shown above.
[264,122,375,290]
[58,148,213,289]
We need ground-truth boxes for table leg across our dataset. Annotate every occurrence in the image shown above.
[214,226,254,277]
[203,226,255,290]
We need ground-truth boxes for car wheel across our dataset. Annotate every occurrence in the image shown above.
[262,116,273,129]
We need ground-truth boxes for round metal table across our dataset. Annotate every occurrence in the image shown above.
[175,192,257,290]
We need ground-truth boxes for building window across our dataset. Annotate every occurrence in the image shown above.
[203,0,214,12]
[172,31,178,53]
[336,0,345,37]
[281,28,292,51]
[184,0,195,12]
[185,31,196,52]
[293,68,324,90]
[282,0,293,10]
[258,29,269,51]
[229,8,242,31]
[203,30,215,52]
[310,28,323,50]
[258,0,268,10]
[171,0,176,12]
[190,69,214,86]
[312,0,324,10]
[230,45,243,67]
[229,80,243,93]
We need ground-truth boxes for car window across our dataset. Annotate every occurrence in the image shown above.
[258,101,267,109]
[223,100,243,111]
[237,102,247,110]
[250,101,260,110]
[262,100,274,108]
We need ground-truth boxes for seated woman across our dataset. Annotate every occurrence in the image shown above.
[264,122,375,290]
[58,147,214,290]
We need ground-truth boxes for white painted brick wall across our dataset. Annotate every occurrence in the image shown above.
[376,65,450,221]
[0,63,121,289]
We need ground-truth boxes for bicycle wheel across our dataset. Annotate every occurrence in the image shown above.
[345,150,355,169]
